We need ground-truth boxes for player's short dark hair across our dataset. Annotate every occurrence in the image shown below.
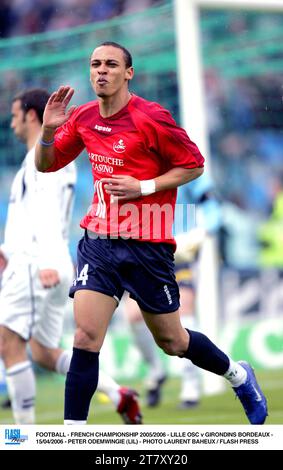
[13,88,50,124]
[98,41,133,68]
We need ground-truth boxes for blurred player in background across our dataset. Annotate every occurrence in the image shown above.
[0,88,141,424]
[35,42,267,426]
[124,172,222,408]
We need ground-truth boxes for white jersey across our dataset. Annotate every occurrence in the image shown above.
[1,147,76,272]
[0,147,76,346]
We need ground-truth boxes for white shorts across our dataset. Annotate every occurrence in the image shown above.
[0,258,74,349]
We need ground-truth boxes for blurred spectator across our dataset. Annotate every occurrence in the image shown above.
[0,0,161,38]
[258,173,283,267]
[221,197,261,269]
[0,0,17,38]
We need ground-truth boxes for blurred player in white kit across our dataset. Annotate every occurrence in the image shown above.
[0,88,142,424]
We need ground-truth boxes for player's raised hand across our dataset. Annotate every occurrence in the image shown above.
[39,269,60,288]
[43,86,77,129]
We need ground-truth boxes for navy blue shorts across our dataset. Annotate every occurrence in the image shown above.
[69,231,180,314]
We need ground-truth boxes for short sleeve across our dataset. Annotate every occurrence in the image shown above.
[147,107,204,169]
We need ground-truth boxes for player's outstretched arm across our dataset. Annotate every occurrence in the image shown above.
[101,166,204,201]
[35,86,76,172]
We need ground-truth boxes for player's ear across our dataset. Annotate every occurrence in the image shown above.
[26,108,38,123]
[126,67,134,82]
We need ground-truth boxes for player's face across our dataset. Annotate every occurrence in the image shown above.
[10,100,27,142]
[90,46,133,98]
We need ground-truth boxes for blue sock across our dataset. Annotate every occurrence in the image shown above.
[64,347,99,421]
[183,329,229,375]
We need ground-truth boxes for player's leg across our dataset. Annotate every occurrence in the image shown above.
[33,263,107,423]
[125,240,267,424]
[141,309,268,424]
[0,263,38,424]
[124,294,166,407]
[54,349,142,424]
[33,265,127,424]
[64,290,117,424]
[63,232,141,424]
[0,326,35,424]
[29,338,142,424]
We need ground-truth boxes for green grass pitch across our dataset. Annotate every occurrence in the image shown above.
[0,368,281,425]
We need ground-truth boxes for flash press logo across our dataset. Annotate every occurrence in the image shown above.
[4,428,28,445]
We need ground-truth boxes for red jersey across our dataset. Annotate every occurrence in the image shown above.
[46,95,204,244]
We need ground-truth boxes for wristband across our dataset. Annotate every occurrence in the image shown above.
[140,179,156,196]
[39,138,55,147]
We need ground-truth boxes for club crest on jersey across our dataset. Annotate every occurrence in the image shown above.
[113,139,126,153]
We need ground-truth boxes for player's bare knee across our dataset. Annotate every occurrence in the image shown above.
[0,327,4,357]
[0,327,26,363]
[156,335,186,356]
[154,338,175,356]
[74,328,101,351]
[0,327,21,354]
[0,337,9,360]
[30,340,58,370]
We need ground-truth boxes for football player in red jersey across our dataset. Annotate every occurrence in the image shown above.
[35,42,267,425]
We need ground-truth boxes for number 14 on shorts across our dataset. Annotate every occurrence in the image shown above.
[73,264,89,286]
